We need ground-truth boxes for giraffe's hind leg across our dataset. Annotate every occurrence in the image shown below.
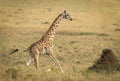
[32,49,39,68]
[26,54,33,66]
[34,54,39,68]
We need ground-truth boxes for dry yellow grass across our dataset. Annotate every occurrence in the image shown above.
[0,0,120,81]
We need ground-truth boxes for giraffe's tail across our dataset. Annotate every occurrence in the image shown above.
[8,47,30,55]
[9,49,19,55]
[23,47,30,52]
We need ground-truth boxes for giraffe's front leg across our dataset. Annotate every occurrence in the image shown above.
[49,48,64,73]
[48,54,57,65]
[45,47,56,65]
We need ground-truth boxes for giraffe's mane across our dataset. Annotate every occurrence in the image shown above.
[40,13,63,40]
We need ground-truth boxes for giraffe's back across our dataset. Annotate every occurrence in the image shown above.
[29,38,53,54]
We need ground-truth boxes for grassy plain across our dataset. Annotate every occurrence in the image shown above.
[0,0,120,81]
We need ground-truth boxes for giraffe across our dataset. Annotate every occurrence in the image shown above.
[26,10,72,73]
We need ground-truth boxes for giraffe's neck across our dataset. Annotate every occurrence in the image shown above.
[41,14,63,41]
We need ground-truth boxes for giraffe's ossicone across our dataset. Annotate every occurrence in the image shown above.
[27,10,72,73]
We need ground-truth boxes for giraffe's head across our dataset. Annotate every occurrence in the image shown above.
[62,10,72,21]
